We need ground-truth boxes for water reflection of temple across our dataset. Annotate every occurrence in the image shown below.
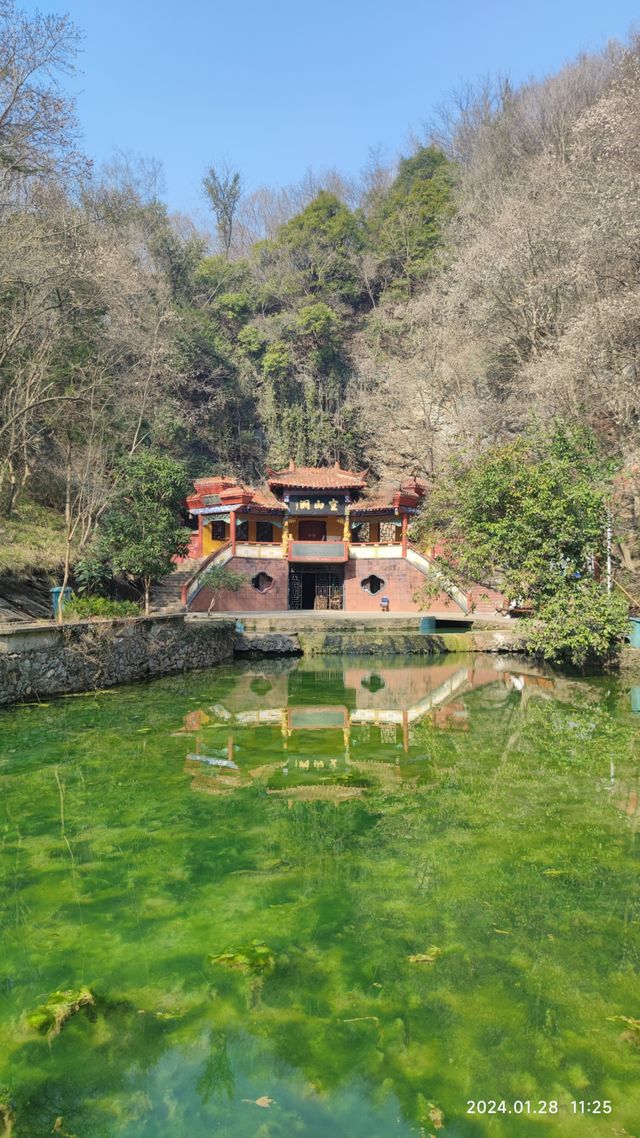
[176,657,556,801]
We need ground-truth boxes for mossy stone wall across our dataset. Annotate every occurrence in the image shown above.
[0,615,235,706]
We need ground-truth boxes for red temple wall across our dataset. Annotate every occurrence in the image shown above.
[343,558,464,614]
[189,557,288,612]
[188,554,483,614]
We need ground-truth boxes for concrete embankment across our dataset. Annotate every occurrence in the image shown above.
[235,628,526,656]
[0,614,235,706]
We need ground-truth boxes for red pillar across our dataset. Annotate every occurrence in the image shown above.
[401,513,408,557]
[197,515,204,557]
[230,510,237,555]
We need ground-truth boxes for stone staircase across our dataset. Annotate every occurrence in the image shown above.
[150,561,201,613]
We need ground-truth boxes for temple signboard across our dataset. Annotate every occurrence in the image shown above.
[288,494,346,515]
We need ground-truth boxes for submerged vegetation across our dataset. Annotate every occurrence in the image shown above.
[26,989,96,1039]
[1,656,639,1135]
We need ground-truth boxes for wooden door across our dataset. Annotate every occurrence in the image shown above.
[298,519,326,541]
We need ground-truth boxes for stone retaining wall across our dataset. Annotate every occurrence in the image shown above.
[0,615,235,706]
[235,628,526,657]
[295,629,526,655]
[0,617,528,707]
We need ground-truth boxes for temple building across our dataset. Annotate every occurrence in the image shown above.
[180,461,501,615]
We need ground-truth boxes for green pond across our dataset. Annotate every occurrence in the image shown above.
[1,654,639,1137]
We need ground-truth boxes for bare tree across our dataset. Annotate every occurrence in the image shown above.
[0,1,82,200]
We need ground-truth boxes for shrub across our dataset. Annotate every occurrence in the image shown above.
[524,581,628,669]
[74,555,112,596]
[64,595,140,620]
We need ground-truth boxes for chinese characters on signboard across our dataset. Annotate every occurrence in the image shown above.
[288,495,346,515]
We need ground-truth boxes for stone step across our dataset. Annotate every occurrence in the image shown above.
[213,615,472,634]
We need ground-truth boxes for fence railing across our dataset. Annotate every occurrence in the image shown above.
[349,543,403,559]
[614,578,640,612]
[234,543,283,560]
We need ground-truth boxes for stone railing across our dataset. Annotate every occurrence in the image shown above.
[182,543,233,607]
[406,545,468,613]
[234,543,283,560]
[349,543,403,559]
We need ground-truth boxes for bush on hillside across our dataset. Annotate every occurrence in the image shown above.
[64,596,140,620]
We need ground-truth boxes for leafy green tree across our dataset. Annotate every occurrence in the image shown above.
[262,191,364,306]
[294,302,343,367]
[525,580,628,668]
[203,165,242,258]
[74,554,112,597]
[417,422,626,667]
[418,422,610,602]
[261,340,293,380]
[150,226,207,302]
[99,451,190,614]
[200,564,246,613]
[368,146,456,294]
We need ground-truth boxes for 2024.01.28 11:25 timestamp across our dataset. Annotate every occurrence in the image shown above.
[466,1099,612,1115]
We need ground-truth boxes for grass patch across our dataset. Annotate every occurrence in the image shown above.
[64,596,140,619]
[0,499,71,574]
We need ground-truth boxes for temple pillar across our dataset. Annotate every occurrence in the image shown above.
[230,509,237,555]
[401,513,408,557]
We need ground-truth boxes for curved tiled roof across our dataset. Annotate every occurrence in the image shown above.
[267,462,367,491]
[249,487,286,511]
[348,498,400,515]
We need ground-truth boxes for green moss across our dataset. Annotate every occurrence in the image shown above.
[26,988,95,1038]
[210,941,276,975]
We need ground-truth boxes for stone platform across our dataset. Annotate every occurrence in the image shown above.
[186,610,511,634]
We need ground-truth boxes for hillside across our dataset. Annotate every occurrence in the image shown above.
[1,3,638,579]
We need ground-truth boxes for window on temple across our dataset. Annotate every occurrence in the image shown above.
[210,519,226,541]
[251,572,274,593]
[256,520,274,542]
[236,518,249,541]
[380,521,399,543]
[351,522,370,543]
[361,574,385,595]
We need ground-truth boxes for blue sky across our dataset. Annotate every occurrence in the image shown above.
[21,0,640,215]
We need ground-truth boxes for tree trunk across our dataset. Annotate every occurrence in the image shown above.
[144,579,150,615]
[58,446,73,624]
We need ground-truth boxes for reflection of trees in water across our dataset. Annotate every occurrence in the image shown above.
[8,998,176,1135]
[3,661,640,1137]
[197,1031,234,1104]
[360,672,385,693]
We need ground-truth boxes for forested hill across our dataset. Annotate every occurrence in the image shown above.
[1,3,639,571]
